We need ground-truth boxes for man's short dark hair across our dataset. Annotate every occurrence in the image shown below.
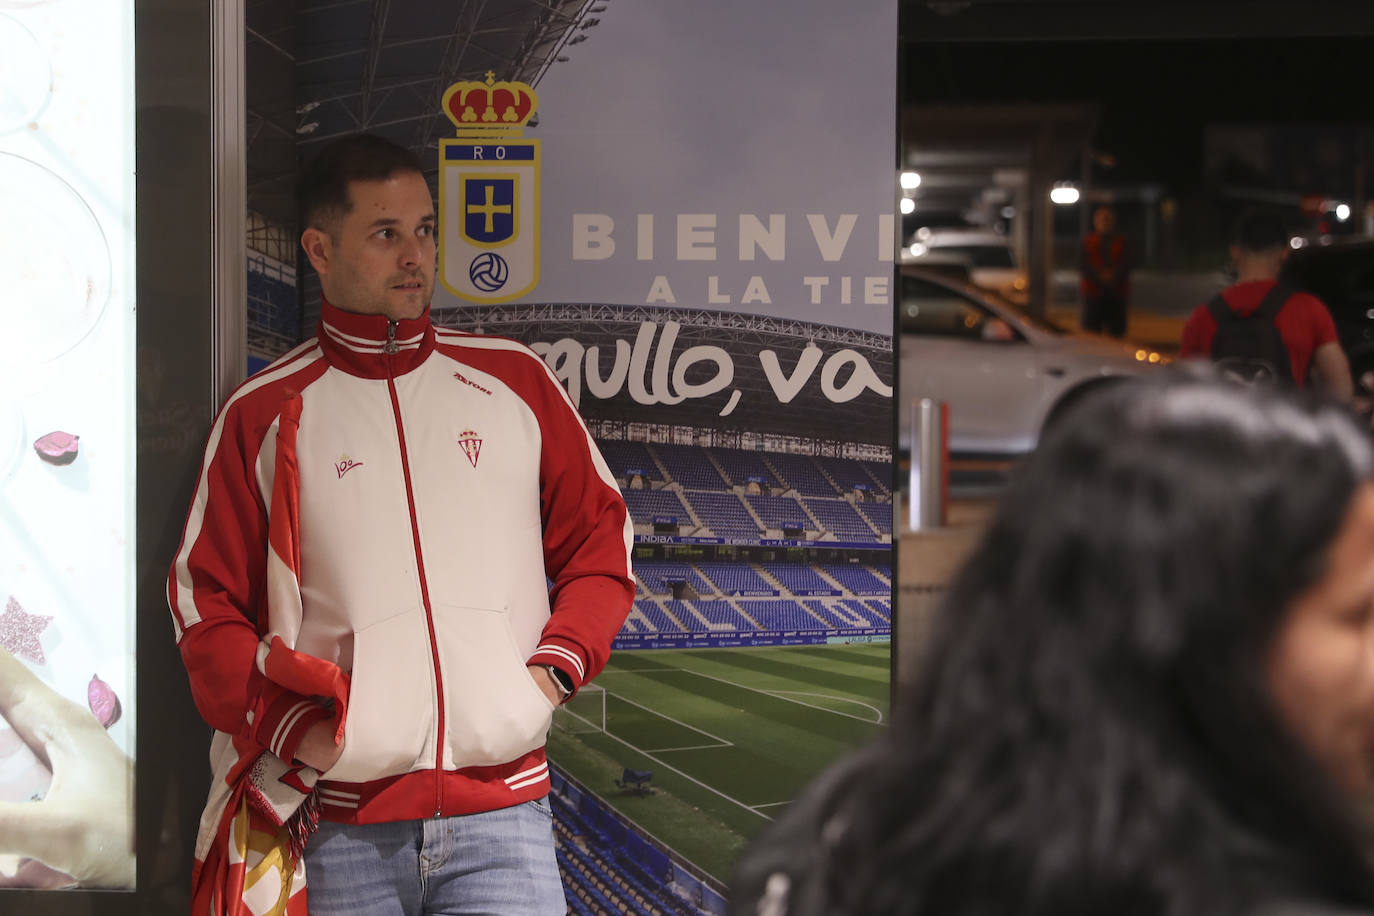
[1232,207,1290,253]
[297,134,426,233]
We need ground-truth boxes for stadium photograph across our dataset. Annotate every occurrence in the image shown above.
[435,302,893,915]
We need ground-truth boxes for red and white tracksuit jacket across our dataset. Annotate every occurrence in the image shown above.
[168,302,633,831]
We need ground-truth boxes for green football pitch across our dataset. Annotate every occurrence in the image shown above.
[546,643,891,884]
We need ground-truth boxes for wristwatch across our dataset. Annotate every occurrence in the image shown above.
[543,665,574,700]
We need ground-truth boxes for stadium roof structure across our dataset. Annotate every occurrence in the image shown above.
[433,303,893,447]
[247,0,602,231]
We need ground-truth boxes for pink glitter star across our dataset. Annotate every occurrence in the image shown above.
[1,595,52,665]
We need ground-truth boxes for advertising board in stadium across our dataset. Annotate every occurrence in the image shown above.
[613,628,890,650]
[636,535,888,550]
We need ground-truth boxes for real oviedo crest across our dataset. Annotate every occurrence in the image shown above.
[439,72,540,303]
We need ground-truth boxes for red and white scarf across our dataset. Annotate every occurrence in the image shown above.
[191,393,349,915]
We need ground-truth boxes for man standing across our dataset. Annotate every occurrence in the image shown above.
[168,134,632,914]
[1180,207,1352,398]
[1079,205,1132,338]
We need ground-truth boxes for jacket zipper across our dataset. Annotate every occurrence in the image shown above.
[383,318,446,818]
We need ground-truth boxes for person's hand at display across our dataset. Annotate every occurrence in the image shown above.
[0,645,134,888]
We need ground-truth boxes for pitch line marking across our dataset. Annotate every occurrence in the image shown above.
[752,800,793,809]
[601,666,886,725]
[766,691,885,725]
[595,729,771,822]
[602,667,685,674]
[643,667,888,726]
[643,742,732,753]
[605,689,734,747]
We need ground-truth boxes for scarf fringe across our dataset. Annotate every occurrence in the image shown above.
[286,789,322,863]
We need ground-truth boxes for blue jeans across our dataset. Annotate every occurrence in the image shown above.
[302,798,566,915]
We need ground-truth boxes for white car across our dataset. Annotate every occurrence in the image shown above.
[906,228,1028,304]
[899,267,1165,459]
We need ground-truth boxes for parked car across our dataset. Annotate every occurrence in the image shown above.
[899,267,1165,460]
[900,251,973,285]
[905,228,1028,304]
[1279,238,1374,398]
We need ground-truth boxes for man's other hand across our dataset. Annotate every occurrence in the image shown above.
[527,665,563,707]
[294,718,344,772]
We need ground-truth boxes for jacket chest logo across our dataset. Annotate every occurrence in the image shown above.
[453,371,493,396]
[457,429,483,468]
[335,455,364,479]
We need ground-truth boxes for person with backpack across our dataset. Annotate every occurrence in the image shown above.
[1180,207,1352,398]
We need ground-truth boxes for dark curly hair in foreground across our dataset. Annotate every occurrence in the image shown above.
[733,371,1374,916]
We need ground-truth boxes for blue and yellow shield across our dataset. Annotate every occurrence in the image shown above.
[439,140,540,303]
[460,176,517,246]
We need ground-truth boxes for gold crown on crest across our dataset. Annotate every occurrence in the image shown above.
[442,71,538,135]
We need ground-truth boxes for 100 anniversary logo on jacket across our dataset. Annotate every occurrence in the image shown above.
[439,72,540,303]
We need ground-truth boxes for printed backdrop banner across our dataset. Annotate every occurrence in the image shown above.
[436,0,896,330]
[435,0,897,439]
[435,0,897,897]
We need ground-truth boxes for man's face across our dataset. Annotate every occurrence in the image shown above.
[1093,207,1116,233]
[304,172,436,320]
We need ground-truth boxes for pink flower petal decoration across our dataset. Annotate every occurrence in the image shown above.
[87,673,122,729]
[33,431,79,465]
[0,596,51,665]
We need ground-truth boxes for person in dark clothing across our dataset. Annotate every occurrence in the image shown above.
[1080,205,1132,337]
[731,371,1374,916]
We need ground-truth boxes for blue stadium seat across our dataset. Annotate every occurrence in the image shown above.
[821,564,891,595]
[665,600,710,632]
[814,454,887,495]
[764,452,840,497]
[680,491,761,537]
[803,498,878,541]
[842,598,889,627]
[634,599,685,633]
[552,771,708,916]
[738,599,829,631]
[596,439,665,482]
[860,459,894,496]
[696,562,773,595]
[634,561,713,595]
[855,501,892,536]
[803,599,853,628]
[621,489,691,526]
[762,563,837,594]
[649,442,728,490]
[745,494,811,531]
[817,600,872,627]
[707,447,780,488]
[691,599,754,629]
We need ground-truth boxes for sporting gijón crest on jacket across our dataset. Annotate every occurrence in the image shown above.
[168,302,634,831]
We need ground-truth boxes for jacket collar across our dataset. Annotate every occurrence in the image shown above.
[317,299,436,379]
